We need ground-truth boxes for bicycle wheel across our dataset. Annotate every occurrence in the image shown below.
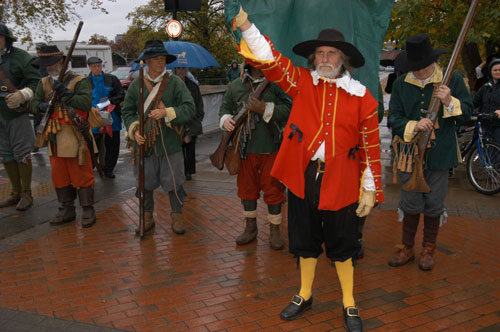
[466,141,500,195]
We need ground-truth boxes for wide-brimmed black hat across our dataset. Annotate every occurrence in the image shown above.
[292,28,365,68]
[87,56,102,65]
[33,45,64,67]
[394,33,446,72]
[135,39,176,63]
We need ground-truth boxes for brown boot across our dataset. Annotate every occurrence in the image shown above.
[388,245,415,267]
[78,187,96,228]
[418,242,436,271]
[171,212,185,234]
[0,192,20,208]
[269,224,284,250]
[135,211,156,234]
[16,190,33,211]
[236,217,258,245]
[50,186,77,225]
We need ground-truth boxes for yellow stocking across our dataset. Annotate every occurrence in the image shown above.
[334,258,355,308]
[298,257,317,301]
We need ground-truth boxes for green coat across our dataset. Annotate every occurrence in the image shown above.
[0,47,41,120]
[31,74,93,114]
[122,73,195,156]
[388,70,473,170]
[219,77,291,154]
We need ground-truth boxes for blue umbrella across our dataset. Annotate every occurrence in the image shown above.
[131,41,221,71]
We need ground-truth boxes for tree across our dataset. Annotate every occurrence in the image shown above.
[386,0,500,92]
[89,34,111,45]
[0,0,115,43]
[126,0,240,83]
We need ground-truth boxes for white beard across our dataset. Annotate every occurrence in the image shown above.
[317,63,340,79]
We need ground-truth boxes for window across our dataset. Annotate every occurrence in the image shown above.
[71,55,87,68]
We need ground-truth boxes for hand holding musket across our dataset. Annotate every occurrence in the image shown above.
[403,0,479,193]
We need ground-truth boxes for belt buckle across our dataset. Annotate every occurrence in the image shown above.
[0,86,8,92]
[316,159,325,174]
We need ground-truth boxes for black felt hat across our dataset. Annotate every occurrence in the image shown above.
[135,39,176,64]
[32,45,64,67]
[394,33,446,72]
[292,28,365,68]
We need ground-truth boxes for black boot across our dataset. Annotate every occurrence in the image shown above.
[78,187,96,228]
[50,186,76,225]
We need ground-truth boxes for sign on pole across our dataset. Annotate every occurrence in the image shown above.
[166,20,182,38]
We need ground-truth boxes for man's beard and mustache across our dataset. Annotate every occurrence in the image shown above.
[317,63,341,79]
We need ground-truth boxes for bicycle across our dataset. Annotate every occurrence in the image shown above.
[457,113,500,195]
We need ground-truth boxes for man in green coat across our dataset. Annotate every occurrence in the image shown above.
[219,63,291,250]
[0,23,41,211]
[122,40,195,235]
[387,34,473,271]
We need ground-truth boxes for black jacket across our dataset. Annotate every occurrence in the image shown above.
[473,80,500,127]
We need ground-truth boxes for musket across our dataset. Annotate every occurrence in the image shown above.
[404,0,480,192]
[210,80,270,170]
[138,61,145,238]
[35,21,84,147]
[72,114,104,179]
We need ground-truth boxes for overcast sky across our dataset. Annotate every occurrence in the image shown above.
[49,0,151,42]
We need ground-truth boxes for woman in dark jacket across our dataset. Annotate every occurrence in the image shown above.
[473,59,500,144]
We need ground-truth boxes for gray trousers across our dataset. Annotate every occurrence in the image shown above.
[398,169,448,217]
[0,113,35,163]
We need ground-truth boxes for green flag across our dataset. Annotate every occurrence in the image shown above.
[225,0,394,99]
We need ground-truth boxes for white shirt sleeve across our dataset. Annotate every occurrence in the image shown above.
[241,24,274,61]
[362,166,376,191]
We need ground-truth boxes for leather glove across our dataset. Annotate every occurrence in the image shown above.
[355,190,376,217]
[247,96,266,115]
[235,6,248,28]
[37,102,50,114]
[52,80,73,98]
[5,89,30,109]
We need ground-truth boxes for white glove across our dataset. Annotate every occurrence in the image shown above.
[356,190,375,217]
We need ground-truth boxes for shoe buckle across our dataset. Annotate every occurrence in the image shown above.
[346,307,359,317]
[291,295,303,306]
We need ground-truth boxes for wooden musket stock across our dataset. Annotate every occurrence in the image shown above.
[138,61,145,238]
[404,0,479,192]
[210,80,270,170]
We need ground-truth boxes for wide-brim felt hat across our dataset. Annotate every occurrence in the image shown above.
[292,28,365,68]
[33,45,64,67]
[394,33,446,72]
[135,39,176,64]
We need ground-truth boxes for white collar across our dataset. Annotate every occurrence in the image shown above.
[310,70,366,97]
[145,67,167,83]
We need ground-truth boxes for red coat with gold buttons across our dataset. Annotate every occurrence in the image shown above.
[244,37,384,211]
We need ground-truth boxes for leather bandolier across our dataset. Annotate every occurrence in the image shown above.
[0,52,28,112]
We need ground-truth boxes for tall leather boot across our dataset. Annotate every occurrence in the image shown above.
[78,186,96,228]
[388,212,419,267]
[236,217,258,245]
[0,161,21,208]
[50,186,77,225]
[16,160,33,211]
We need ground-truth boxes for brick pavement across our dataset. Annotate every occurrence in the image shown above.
[0,190,499,331]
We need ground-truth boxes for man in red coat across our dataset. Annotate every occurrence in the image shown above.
[234,7,384,332]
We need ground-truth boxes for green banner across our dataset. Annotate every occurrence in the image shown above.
[225,0,394,99]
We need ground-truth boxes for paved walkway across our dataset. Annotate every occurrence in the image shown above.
[0,120,499,331]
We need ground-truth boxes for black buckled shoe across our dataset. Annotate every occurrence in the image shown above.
[279,295,312,321]
[343,306,362,332]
